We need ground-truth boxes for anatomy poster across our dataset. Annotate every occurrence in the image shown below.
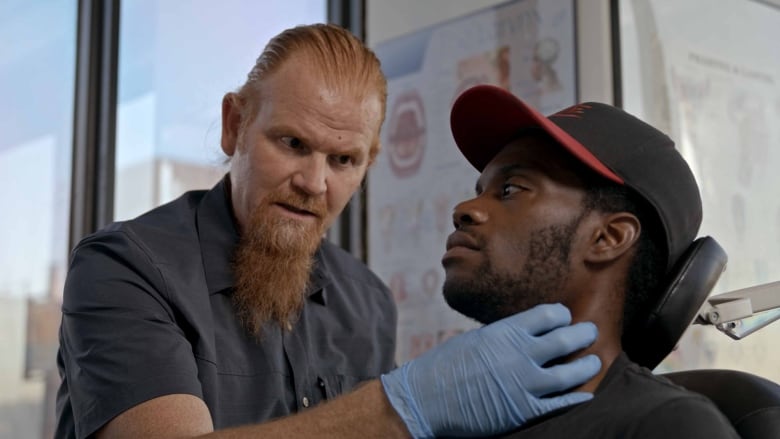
[369,0,576,363]
[657,43,780,378]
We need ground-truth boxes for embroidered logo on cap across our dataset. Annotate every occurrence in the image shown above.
[551,103,592,119]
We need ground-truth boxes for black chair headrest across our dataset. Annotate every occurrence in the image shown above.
[624,236,727,369]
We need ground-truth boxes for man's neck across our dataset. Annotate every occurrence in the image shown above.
[567,335,622,393]
[566,297,625,393]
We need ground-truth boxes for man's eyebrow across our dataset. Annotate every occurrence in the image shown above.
[336,145,366,158]
[268,124,366,157]
[476,164,532,194]
[267,123,308,141]
[497,163,531,176]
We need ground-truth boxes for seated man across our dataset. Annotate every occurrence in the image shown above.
[442,85,739,438]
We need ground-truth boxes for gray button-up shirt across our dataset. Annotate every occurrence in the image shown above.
[56,177,397,439]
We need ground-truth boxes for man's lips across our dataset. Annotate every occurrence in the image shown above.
[442,231,481,265]
[275,202,321,218]
[445,231,480,252]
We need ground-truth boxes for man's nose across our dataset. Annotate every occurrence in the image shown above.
[291,155,328,196]
[452,198,488,229]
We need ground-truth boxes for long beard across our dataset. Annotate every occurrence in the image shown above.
[232,190,326,338]
[443,219,580,325]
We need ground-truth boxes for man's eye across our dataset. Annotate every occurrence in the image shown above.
[332,154,354,166]
[501,183,523,197]
[281,136,303,149]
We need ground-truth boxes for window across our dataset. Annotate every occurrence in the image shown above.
[0,1,77,437]
[114,0,327,220]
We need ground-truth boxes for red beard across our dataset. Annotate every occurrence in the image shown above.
[232,189,327,337]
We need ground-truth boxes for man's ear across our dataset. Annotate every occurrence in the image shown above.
[584,212,641,264]
[221,92,244,157]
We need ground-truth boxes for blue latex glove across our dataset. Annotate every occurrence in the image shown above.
[380,303,600,438]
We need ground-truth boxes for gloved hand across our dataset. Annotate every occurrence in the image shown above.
[380,303,600,438]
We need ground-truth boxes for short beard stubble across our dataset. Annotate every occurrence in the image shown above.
[443,216,582,325]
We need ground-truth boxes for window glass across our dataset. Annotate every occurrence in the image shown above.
[114,0,327,220]
[0,1,76,437]
[620,0,780,379]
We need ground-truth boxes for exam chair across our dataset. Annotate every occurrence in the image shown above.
[623,236,780,438]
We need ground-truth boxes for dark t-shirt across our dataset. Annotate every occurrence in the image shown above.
[499,352,739,438]
[55,177,397,439]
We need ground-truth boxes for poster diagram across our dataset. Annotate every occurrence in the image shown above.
[369,0,576,363]
[657,44,780,378]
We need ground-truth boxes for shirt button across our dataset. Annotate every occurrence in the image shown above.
[302,396,310,407]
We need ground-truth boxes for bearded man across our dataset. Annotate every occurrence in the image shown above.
[56,25,602,439]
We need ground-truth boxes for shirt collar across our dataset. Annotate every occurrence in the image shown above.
[197,175,239,295]
[196,175,331,305]
[307,257,330,305]
[595,351,632,395]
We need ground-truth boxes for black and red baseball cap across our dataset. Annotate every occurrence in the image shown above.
[450,84,702,272]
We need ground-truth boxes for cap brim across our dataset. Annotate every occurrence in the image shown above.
[450,85,622,184]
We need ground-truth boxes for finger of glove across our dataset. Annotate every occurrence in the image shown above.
[532,354,602,395]
[527,321,598,364]
[495,303,572,338]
